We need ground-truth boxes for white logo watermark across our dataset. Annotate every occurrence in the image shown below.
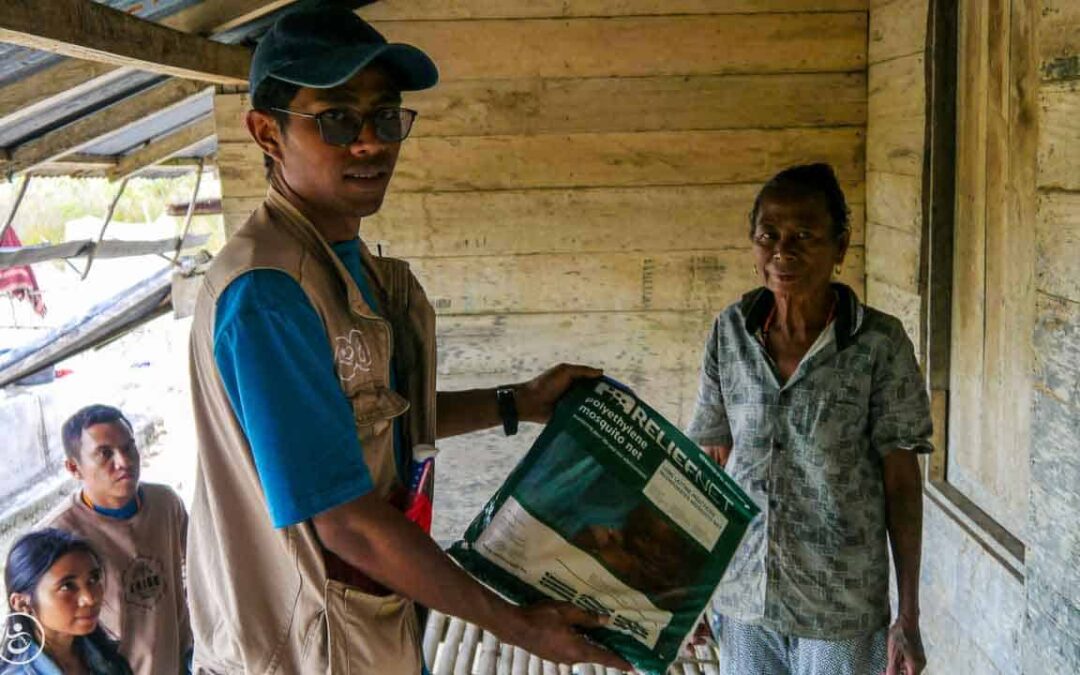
[1,612,44,665]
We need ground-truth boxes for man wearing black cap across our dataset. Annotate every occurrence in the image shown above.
[186,6,630,675]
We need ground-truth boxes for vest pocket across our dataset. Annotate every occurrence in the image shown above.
[350,387,411,495]
[324,579,422,675]
[350,387,410,428]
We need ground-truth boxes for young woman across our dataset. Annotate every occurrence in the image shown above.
[3,529,132,675]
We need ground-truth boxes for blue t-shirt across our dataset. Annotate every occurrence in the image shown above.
[214,239,399,528]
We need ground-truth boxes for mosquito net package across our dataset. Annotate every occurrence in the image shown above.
[450,377,759,674]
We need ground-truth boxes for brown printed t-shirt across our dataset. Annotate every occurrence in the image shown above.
[42,483,192,675]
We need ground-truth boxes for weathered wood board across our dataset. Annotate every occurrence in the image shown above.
[222,183,867,255]
[868,0,929,64]
[866,170,921,236]
[410,247,865,315]
[1036,191,1080,303]
[1037,83,1080,191]
[369,185,867,254]
[370,14,867,81]
[1033,293,1080,409]
[217,127,865,197]
[865,223,920,292]
[868,53,925,122]
[435,310,712,377]
[1038,0,1080,82]
[362,1,869,21]
[408,73,868,137]
[214,73,868,142]
[866,116,923,176]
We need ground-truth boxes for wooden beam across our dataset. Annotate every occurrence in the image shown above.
[0,0,298,125]
[180,0,300,35]
[0,0,250,86]
[0,233,210,268]
[0,268,173,389]
[108,116,216,181]
[166,198,223,217]
[34,153,120,171]
[360,0,868,20]
[1,79,212,176]
[31,155,211,177]
[50,153,118,165]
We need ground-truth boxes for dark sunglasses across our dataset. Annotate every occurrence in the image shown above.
[270,106,418,145]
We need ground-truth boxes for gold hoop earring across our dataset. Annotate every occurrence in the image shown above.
[834,264,842,276]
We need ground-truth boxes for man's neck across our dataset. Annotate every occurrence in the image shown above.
[272,175,361,243]
[82,487,140,517]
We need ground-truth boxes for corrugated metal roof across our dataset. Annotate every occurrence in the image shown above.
[0,72,165,148]
[0,1,377,176]
[0,1,202,84]
[0,0,215,174]
[83,93,214,155]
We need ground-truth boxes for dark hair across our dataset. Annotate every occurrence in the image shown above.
[61,404,133,462]
[748,163,850,240]
[2,529,127,670]
[251,76,301,178]
[5,529,103,609]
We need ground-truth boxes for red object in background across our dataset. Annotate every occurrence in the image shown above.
[0,225,47,317]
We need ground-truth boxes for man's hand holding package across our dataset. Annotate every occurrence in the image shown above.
[518,363,603,423]
[505,602,633,670]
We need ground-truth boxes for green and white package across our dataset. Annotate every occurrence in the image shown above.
[449,377,759,674]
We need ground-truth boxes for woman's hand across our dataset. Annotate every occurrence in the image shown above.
[885,618,926,675]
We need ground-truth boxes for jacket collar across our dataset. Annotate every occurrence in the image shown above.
[738,283,864,351]
[264,187,389,320]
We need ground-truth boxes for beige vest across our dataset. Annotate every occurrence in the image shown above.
[187,189,437,675]
[42,484,192,675]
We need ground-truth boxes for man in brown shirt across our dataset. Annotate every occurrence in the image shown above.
[41,404,192,675]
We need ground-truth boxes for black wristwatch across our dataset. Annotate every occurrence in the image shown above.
[496,386,519,436]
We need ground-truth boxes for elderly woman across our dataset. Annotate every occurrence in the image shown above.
[687,164,931,675]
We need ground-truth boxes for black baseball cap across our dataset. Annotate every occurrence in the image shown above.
[249,6,438,95]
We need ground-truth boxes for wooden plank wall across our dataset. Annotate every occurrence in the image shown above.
[868,0,1036,541]
[865,0,928,350]
[944,0,1038,541]
[1025,1,1080,673]
[213,1,869,540]
[866,1,1080,672]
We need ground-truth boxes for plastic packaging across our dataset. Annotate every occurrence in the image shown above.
[450,377,759,674]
